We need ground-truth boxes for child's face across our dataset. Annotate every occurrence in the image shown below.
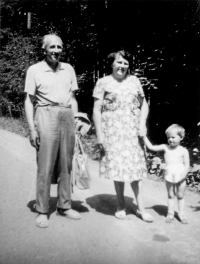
[166,130,182,148]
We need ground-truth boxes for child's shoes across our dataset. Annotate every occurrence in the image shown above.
[165,213,174,223]
[178,213,188,224]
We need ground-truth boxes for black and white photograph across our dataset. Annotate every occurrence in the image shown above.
[0,0,200,263]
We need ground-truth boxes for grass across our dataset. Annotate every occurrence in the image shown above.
[0,116,29,138]
[0,116,98,159]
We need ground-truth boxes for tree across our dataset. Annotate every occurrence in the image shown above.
[0,0,100,117]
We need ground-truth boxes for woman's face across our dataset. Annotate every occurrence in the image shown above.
[111,54,129,80]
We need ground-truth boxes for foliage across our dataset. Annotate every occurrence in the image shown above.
[1,114,200,193]
[0,116,29,137]
[131,45,164,100]
[146,147,200,192]
[1,0,200,141]
[2,0,197,120]
[0,0,100,117]
[0,28,42,117]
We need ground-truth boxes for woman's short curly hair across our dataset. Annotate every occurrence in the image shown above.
[165,124,185,139]
[107,50,134,72]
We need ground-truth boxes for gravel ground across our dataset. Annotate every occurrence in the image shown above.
[0,127,200,264]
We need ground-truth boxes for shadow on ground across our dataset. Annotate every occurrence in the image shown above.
[27,198,89,216]
[190,206,200,212]
[147,204,190,222]
[86,194,138,215]
[189,200,200,212]
[147,205,167,216]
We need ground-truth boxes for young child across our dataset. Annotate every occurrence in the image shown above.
[144,124,190,224]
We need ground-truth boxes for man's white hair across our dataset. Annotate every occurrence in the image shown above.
[42,34,63,49]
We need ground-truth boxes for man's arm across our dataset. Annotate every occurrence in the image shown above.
[25,94,35,131]
[24,93,39,150]
[71,92,78,114]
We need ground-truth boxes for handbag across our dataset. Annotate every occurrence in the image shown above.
[71,134,91,190]
[51,112,91,187]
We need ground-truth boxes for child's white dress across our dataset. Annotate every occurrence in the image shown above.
[165,164,185,183]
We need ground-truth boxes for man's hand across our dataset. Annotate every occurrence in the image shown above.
[29,130,40,150]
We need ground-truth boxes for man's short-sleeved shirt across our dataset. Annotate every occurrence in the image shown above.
[24,60,78,107]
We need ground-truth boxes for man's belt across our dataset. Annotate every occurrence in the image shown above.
[38,103,71,108]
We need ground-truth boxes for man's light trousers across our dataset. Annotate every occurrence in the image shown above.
[34,105,75,213]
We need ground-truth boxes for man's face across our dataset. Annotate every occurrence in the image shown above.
[45,36,63,64]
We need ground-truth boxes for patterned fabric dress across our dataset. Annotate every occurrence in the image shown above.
[93,74,147,182]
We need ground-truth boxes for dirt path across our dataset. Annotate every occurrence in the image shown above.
[0,128,200,264]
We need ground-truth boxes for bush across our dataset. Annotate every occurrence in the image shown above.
[0,29,41,117]
[146,148,200,192]
[0,115,29,137]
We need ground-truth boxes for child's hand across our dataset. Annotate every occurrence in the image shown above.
[177,178,185,184]
[177,173,188,184]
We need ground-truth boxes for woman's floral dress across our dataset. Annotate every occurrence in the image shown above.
[93,74,147,182]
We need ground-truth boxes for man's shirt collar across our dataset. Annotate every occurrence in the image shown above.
[41,60,64,72]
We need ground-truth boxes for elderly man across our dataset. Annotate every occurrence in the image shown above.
[25,34,81,228]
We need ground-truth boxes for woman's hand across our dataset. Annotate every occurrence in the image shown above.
[97,143,106,158]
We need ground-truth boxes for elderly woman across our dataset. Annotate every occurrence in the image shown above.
[93,50,153,222]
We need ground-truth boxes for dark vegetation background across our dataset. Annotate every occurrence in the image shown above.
[0,0,200,189]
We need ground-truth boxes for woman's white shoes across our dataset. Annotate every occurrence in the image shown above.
[115,209,126,219]
[115,209,153,222]
[136,210,154,223]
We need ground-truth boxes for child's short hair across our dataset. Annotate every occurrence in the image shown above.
[165,124,185,139]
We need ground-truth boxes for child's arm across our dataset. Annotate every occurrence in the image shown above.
[182,148,190,180]
[144,136,165,152]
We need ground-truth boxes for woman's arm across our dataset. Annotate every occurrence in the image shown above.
[144,137,165,152]
[93,98,104,144]
[138,97,149,137]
